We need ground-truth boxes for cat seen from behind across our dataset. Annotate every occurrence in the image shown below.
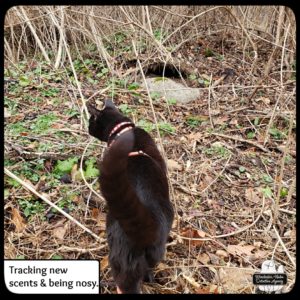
[87,99,174,294]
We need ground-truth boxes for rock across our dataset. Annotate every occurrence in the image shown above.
[142,77,201,104]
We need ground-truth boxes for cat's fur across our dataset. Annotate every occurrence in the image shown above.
[87,100,174,294]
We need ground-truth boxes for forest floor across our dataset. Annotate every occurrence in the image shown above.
[4,30,296,294]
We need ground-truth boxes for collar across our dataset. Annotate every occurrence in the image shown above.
[108,121,134,140]
[107,122,150,158]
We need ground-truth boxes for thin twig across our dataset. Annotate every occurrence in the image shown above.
[211,132,269,152]
[4,167,102,242]
[175,195,265,241]
[272,225,296,268]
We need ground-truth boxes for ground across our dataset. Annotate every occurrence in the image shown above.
[4,23,296,294]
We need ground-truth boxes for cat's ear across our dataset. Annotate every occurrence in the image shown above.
[104,99,116,109]
[86,102,101,117]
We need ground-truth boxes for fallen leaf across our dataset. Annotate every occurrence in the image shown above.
[218,267,254,292]
[71,164,78,181]
[195,284,220,294]
[187,132,202,141]
[198,252,210,265]
[214,116,229,125]
[229,118,238,126]
[51,123,64,129]
[44,160,53,172]
[91,208,99,219]
[27,141,39,149]
[245,188,261,204]
[216,250,228,258]
[12,208,26,232]
[91,208,106,230]
[256,96,270,105]
[195,287,211,294]
[167,159,183,171]
[180,227,205,247]
[53,224,68,240]
[227,244,255,257]
[157,262,168,270]
[253,249,267,260]
[100,255,109,271]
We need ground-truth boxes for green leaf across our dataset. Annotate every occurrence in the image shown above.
[280,187,288,198]
[7,178,21,188]
[128,82,140,90]
[51,255,63,260]
[269,127,285,139]
[239,166,246,173]
[261,186,272,199]
[24,207,31,217]
[19,75,30,86]
[262,174,273,183]
[158,122,176,135]
[247,131,255,139]
[16,255,26,260]
[154,77,168,82]
[55,157,78,175]
[167,98,177,105]
[254,117,260,126]
[84,158,100,179]
[189,74,197,80]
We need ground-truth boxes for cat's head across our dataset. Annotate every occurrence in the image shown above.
[87,99,131,142]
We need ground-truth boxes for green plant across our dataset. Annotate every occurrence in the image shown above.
[119,104,135,116]
[6,121,28,135]
[203,145,231,158]
[114,32,127,43]
[84,158,100,179]
[153,28,166,40]
[280,187,288,198]
[198,78,210,87]
[247,131,256,139]
[30,113,58,133]
[186,116,206,128]
[189,74,197,81]
[54,157,78,176]
[128,82,140,90]
[158,122,176,136]
[204,48,214,57]
[262,174,273,184]
[96,67,109,78]
[51,255,63,260]
[5,97,18,113]
[136,120,154,133]
[19,75,31,87]
[41,87,60,97]
[269,127,286,140]
[64,108,80,118]
[6,177,21,188]
[18,199,46,218]
[261,186,272,199]
[167,98,177,105]
[150,92,161,100]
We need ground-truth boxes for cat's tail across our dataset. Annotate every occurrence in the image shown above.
[100,130,158,247]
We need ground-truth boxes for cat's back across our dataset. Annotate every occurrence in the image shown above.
[127,127,173,222]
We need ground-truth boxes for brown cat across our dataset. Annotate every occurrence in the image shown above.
[87,100,174,294]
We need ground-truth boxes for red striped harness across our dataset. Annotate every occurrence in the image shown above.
[108,122,150,158]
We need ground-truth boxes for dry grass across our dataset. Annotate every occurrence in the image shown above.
[4,6,296,294]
